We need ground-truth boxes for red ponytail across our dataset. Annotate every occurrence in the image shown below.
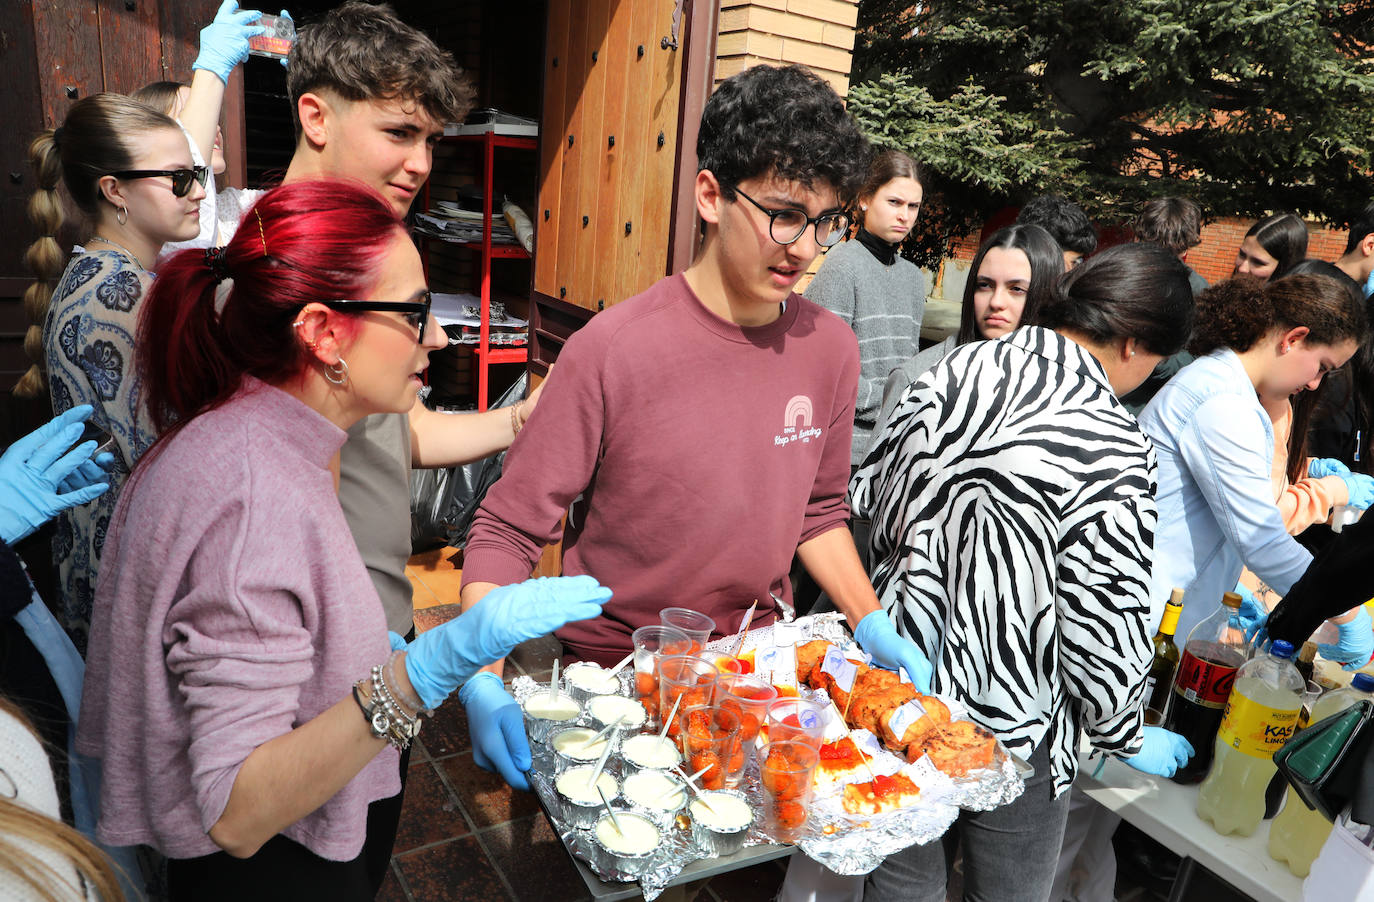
[138,179,401,433]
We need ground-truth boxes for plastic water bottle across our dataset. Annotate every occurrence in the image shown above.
[1267,673,1374,875]
[1196,640,1304,836]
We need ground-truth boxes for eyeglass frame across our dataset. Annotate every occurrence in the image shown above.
[106,166,210,198]
[731,186,851,248]
[319,292,434,343]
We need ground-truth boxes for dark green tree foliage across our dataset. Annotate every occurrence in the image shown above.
[851,0,1374,266]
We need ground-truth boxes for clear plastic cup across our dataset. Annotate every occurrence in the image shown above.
[632,624,692,730]
[678,704,745,789]
[759,739,819,842]
[717,673,778,745]
[659,608,715,655]
[657,655,719,742]
[699,649,746,675]
[764,697,827,750]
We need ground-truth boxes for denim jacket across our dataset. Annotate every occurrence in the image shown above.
[1139,349,1312,640]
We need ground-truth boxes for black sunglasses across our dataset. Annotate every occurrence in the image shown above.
[733,187,851,248]
[320,292,433,343]
[107,166,210,198]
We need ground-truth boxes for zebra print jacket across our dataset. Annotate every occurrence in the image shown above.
[851,327,1156,795]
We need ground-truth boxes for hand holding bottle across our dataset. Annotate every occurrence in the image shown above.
[1308,458,1353,479]
[1229,583,1267,641]
[1316,607,1374,671]
[1123,727,1194,777]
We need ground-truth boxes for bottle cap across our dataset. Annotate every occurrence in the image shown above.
[1221,591,1242,609]
[1353,673,1374,693]
[1271,639,1294,659]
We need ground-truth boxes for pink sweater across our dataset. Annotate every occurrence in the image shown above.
[463,274,859,664]
[76,378,399,861]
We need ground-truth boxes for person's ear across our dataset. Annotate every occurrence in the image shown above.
[293,303,346,365]
[695,169,724,226]
[97,175,128,210]
[1278,325,1310,353]
[297,92,331,149]
[1361,232,1374,258]
[1122,336,1139,361]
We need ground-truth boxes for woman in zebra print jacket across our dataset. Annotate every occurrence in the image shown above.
[854,244,1196,902]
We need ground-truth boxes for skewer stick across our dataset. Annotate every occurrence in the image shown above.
[733,600,759,656]
[548,658,561,703]
[577,714,626,751]
[586,726,619,790]
[658,692,683,742]
[606,651,634,677]
[597,786,623,835]
[652,763,711,803]
[672,764,716,813]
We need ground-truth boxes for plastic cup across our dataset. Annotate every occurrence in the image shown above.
[678,704,745,790]
[759,739,819,842]
[718,673,778,746]
[632,624,693,729]
[659,608,715,655]
[699,649,746,675]
[658,655,719,741]
[764,697,826,750]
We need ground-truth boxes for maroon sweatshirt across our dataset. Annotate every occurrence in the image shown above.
[463,274,859,664]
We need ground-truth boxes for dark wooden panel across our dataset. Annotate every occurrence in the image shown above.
[588,0,631,311]
[96,0,162,93]
[636,0,683,294]
[668,0,718,276]
[0,1,45,292]
[568,0,611,310]
[32,1,102,126]
[157,0,218,76]
[553,0,591,308]
[611,0,659,304]
[534,0,570,298]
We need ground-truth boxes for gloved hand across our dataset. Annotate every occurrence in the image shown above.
[387,631,408,652]
[193,1,265,83]
[1365,268,1374,301]
[854,609,933,693]
[56,449,113,496]
[1229,582,1268,641]
[1309,458,1353,479]
[1123,726,1194,777]
[403,575,610,710]
[1317,606,1374,671]
[459,672,531,790]
[0,406,110,545]
[1340,473,1374,511]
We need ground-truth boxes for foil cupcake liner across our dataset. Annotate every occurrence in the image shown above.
[688,788,753,858]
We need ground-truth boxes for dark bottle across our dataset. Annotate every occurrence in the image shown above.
[1143,589,1184,725]
[1164,591,1248,784]
[1294,641,1317,686]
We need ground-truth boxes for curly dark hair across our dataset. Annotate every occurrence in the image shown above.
[1017,195,1097,256]
[1190,273,1367,357]
[1189,277,1272,356]
[697,65,870,205]
[287,2,475,136]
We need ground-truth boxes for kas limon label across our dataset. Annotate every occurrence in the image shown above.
[1217,694,1300,760]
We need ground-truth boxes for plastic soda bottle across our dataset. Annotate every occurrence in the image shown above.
[1267,672,1374,876]
[1164,591,1249,783]
[1195,639,1304,836]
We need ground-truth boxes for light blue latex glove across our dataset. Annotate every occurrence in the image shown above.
[56,449,114,496]
[403,575,610,710]
[1317,607,1374,671]
[387,631,407,652]
[1123,726,1194,777]
[459,671,531,790]
[1229,583,1267,641]
[1308,458,1353,479]
[853,610,933,693]
[1365,268,1374,301]
[193,0,265,83]
[1340,473,1374,511]
[0,406,110,545]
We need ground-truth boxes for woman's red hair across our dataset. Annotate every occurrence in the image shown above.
[138,179,402,433]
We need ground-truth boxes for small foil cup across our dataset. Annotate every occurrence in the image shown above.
[555,766,620,831]
[590,811,661,879]
[620,734,682,778]
[563,661,626,704]
[521,690,583,745]
[551,726,619,774]
[586,695,647,738]
[688,788,753,858]
[620,768,687,829]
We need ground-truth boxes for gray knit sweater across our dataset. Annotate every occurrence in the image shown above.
[805,238,926,464]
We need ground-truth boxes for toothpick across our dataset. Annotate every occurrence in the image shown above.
[586,726,618,790]
[672,764,716,813]
[658,692,683,741]
[733,600,758,656]
[606,651,634,677]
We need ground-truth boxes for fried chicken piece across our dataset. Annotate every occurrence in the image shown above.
[795,639,831,685]
[846,673,916,735]
[877,694,951,751]
[807,658,871,712]
[909,720,997,776]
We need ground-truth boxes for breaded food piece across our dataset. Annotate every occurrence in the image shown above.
[807,658,871,712]
[841,773,921,815]
[795,639,831,684]
[877,694,951,751]
[846,675,916,735]
[908,720,996,776]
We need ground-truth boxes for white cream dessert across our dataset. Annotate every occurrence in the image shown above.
[690,792,753,830]
[595,813,660,856]
[588,695,646,730]
[552,727,610,762]
[621,734,680,770]
[565,662,622,696]
[555,767,619,805]
[622,770,685,811]
[522,692,580,723]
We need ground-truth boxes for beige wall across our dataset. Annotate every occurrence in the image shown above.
[716,0,860,95]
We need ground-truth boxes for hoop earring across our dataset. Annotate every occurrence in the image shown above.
[324,357,349,385]
[116,205,128,226]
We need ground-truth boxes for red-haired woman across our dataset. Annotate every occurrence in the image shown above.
[75,180,609,902]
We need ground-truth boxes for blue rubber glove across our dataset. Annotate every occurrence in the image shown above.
[1123,726,1194,777]
[1308,458,1353,479]
[193,1,265,83]
[56,449,114,496]
[1340,473,1374,511]
[1229,583,1267,641]
[403,575,610,710]
[386,631,408,652]
[1365,268,1374,301]
[1317,607,1374,671]
[853,610,933,693]
[0,406,110,545]
[459,671,531,790]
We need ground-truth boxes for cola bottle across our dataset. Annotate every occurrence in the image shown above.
[1163,591,1248,784]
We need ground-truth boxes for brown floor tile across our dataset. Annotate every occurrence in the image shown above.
[407,570,442,610]
[413,603,463,636]
[395,836,507,902]
[439,751,542,829]
[376,862,410,902]
[701,858,788,901]
[481,812,592,902]
[422,696,473,758]
[393,760,471,854]
[508,634,563,678]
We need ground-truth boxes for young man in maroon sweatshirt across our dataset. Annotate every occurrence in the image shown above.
[458,64,934,789]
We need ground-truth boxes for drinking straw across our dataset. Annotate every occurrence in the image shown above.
[606,651,634,677]
[671,764,716,813]
[658,692,683,741]
[548,658,561,703]
[578,714,626,751]
[597,785,623,835]
[586,725,619,790]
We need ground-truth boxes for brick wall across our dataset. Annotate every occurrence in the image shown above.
[716,0,859,95]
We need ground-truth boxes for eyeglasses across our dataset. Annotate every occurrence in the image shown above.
[107,166,210,198]
[732,187,851,248]
[320,292,433,343]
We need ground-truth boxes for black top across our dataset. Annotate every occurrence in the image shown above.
[855,226,899,266]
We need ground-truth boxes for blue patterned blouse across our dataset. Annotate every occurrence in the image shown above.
[43,249,158,654]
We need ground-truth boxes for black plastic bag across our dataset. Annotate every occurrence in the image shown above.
[409,373,527,552]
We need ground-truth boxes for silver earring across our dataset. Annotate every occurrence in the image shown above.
[324,357,349,385]
[116,205,128,226]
